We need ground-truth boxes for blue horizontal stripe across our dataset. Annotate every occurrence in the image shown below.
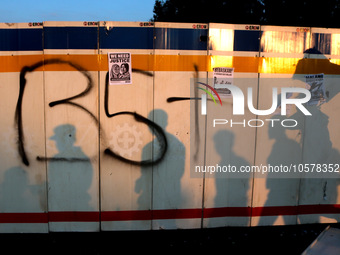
[154,28,208,50]
[100,27,208,50]
[0,29,43,51]
[234,30,260,52]
[99,27,154,49]
[44,27,98,50]
[0,26,208,51]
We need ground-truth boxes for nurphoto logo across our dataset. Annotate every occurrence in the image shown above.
[198,82,311,116]
[196,79,312,129]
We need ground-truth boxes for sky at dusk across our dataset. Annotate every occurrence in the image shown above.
[0,0,156,23]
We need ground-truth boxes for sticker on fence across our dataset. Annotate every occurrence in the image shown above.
[305,73,326,105]
[213,67,234,98]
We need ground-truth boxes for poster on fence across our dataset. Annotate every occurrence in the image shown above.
[305,73,326,105]
[213,67,234,98]
[108,52,132,85]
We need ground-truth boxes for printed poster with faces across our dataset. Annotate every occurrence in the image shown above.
[108,52,132,85]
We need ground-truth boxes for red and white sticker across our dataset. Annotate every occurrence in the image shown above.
[28,22,43,27]
[245,25,260,30]
[192,24,207,29]
[83,21,98,26]
[296,27,310,32]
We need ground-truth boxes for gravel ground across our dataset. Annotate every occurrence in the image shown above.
[1,223,339,254]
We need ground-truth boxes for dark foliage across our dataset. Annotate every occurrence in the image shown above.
[152,0,340,28]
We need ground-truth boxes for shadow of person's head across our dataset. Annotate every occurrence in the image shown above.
[148,109,168,130]
[213,130,234,157]
[50,124,76,152]
[294,48,340,79]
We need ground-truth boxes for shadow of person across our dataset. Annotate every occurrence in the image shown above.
[48,124,93,212]
[0,166,43,212]
[258,116,302,226]
[213,130,251,215]
[295,48,340,82]
[292,49,340,162]
[135,109,185,228]
[288,49,340,221]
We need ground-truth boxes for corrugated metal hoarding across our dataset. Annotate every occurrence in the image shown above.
[0,21,339,232]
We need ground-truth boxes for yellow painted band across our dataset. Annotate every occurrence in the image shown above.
[0,54,339,75]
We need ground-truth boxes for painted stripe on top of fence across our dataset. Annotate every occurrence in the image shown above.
[0,23,260,52]
[1,23,339,54]
[99,26,154,50]
[153,27,208,50]
[233,30,261,52]
[43,26,98,50]
[0,28,43,51]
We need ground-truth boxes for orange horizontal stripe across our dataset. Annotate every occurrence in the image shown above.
[43,54,104,71]
[0,54,340,74]
[152,54,208,72]
[233,56,260,73]
[0,55,44,72]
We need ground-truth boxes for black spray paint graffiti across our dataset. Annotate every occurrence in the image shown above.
[166,64,201,159]
[103,72,167,165]
[15,59,97,166]
[166,65,201,103]
[15,59,167,166]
